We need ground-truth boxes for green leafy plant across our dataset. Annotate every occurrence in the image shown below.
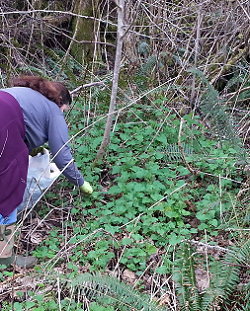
[70,272,166,311]
[173,240,250,310]
[120,242,156,274]
[189,68,247,162]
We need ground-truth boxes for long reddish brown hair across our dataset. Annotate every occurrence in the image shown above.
[11,76,72,107]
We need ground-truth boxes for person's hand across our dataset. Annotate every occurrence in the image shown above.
[80,181,93,195]
[30,147,45,157]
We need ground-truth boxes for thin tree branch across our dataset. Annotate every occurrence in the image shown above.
[70,82,105,95]
[95,0,125,160]
[178,118,199,175]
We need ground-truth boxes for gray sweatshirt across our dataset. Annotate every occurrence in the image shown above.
[2,87,84,187]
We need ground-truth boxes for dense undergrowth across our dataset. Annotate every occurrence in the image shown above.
[1,1,250,309]
[1,53,250,309]
[1,91,250,310]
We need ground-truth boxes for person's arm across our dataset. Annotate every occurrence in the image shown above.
[48,114,85,187]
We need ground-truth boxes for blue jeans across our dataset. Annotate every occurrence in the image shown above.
[0,209,17,224]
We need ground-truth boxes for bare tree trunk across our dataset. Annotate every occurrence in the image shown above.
[122,0,139,61]
[95,0,125,161]
[71,0,100,64]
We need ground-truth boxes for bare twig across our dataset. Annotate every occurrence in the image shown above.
[186,240,232,253]
[178,118,199,175]
[70,82,105,95]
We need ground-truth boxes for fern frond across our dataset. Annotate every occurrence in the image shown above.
[138,42,150,57]
[189,68,247,162]
[215,240,250,308]
[173,242,241,311]
[235,239,250,265]
[173,243,203,311]
[219,254,240,297]
[70,273,166,311]
[243,276,250,310]
[232,244,250,311]
[158,143,194,163]
[138,55,158,76]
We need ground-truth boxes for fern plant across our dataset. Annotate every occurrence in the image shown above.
[135,43,170,94]
[172,240,250,311]
[173,243,218,311]
[158,143,194,163]
[189,68,247,163]
[69,273,166,311]
[232,239,250,310]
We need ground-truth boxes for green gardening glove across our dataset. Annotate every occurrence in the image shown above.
[80,181,93,195]
[30,147,45,157]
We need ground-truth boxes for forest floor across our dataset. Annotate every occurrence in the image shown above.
[0,189,246,310]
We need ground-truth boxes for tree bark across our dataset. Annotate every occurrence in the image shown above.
[71,0,100,64]
[95,0,125,161]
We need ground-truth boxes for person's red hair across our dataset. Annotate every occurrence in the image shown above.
[10,76,72,107]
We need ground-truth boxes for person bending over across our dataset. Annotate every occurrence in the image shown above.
[0,76,93,267]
